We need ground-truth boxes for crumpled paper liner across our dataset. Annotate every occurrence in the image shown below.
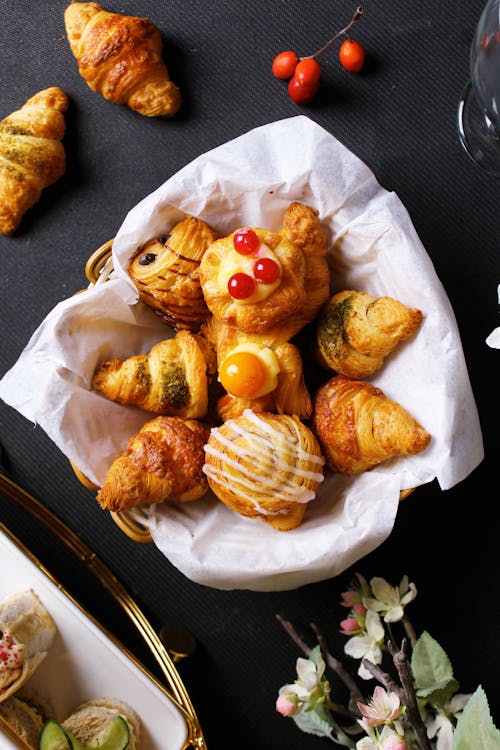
[0,116,484,591]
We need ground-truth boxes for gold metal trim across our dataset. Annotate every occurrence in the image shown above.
[0,472,207,750]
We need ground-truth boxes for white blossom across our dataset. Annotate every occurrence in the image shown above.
[363,576,417,623]
[344,610,385,679]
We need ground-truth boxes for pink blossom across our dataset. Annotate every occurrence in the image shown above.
[357,686,402,726]
[353,602,367,615]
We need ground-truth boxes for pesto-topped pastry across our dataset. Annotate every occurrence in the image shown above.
[316,290,423,379]
[91,330,217,418]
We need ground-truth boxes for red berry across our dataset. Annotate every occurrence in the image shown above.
[339,39,365,73]
[294,58,321,86]
[228,273,255,299]
[288,76,319,105]
[233,228,260,255]
[272,50,299,79]
[254,257,280,284]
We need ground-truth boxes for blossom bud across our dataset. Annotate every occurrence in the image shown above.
[352,602,367,615]
[340,617,360,635]
[383,735,407,750]
[276,693,299,716]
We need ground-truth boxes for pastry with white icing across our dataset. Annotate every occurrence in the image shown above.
[203,409,325,530]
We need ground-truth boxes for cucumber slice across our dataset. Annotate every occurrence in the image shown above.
[86,716,130,750]
[38,720,86,750]
[39,720,74,750]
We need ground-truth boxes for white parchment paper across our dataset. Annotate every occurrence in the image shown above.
[0,116,484,591]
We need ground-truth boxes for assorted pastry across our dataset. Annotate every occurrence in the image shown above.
[64,2,181,118]
[90,201,431,530]
[0,589,56,702]
[0,87,68,236]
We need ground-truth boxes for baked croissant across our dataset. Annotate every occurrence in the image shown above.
[311,375,431,474]
[97,416,210,511]
[92,330,216,418]
[316,290,423,379]
[203,410,325,530]
[128,216,218,331]
[199,202,330,336]
[0,87,68,235]
[64,2,181,117]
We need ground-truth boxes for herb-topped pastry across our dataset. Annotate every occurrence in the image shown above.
[91,330,217,418]
[316,290,423,379]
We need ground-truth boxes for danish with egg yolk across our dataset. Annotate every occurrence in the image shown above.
[218,343,280,399]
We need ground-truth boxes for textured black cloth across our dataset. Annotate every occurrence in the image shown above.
[0,2,498,749]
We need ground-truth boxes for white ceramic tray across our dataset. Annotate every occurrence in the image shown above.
[0,520,190,749]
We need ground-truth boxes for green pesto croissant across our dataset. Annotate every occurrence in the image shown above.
[91,330,216,418]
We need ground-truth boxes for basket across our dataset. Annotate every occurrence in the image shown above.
[71,241,414,543]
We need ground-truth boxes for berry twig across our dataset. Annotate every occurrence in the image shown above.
[272,5,366,104]
[307,5,364,59]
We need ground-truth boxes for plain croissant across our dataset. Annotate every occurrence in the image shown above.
[311,375,431,474]
[0,87,68,235]
[316,290,424,379]
[92,330,216,418]
[97,416,210,511]
[64,2,181,117]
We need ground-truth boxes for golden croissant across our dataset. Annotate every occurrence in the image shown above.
[199,202,330,336]
[204,410,325,530]
[97,416,210,511]
[92,330,216,418]
[316,290,423,379]
[0,87,68,235]
[128,216,218,331]
[64,2,181,117]
[311,375,431,474]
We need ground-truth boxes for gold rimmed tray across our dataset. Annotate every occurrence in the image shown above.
[0,471,206,749]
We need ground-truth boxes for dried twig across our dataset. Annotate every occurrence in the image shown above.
[310,622,365,710]
[389,639,433,750]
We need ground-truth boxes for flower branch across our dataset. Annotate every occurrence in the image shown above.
[275,573,500,750]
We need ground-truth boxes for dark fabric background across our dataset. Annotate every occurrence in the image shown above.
[0,2,499,748]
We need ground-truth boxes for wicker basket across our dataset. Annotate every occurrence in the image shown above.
[71,241,414,543]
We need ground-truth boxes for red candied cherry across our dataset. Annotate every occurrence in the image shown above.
[294,58,321,86]
[272,50,299,79]
[339,39,365,72]
[254,257,281,284]
[228,272,255,299]
[233,228,260,255]
[288,76,319,105]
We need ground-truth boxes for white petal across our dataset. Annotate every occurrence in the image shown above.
[366,610,385,641]
[384,605,404,623]
[401,583,417,605]
[358,661,375,680]
[370,577,393,603]
[363,597,386,612]
[345,635,370,659]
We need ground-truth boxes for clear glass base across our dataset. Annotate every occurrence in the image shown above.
[458,80,500,177]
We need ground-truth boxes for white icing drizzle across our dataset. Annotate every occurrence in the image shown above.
[203,410,324,515]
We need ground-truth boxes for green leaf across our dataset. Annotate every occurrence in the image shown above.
[412,631,454,692]
[416,677,460,707]
[293,705,335,739]
[452,686,500,750]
